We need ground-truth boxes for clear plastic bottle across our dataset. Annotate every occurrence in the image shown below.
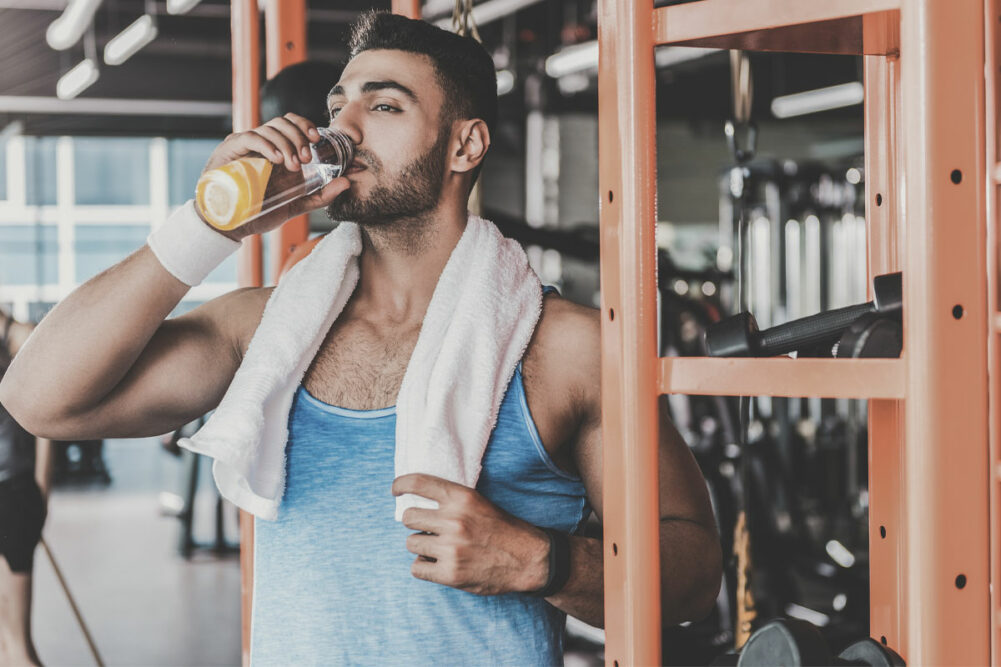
[195,128,354,231]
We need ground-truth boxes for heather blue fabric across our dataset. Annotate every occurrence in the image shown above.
[250,358,591,666]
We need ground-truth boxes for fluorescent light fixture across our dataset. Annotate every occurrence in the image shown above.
[46,0,103,50]
[57,58,99,100]
[545,41,598,78]
[771,82,864,119]
[496,69,515,96]
[0,95,231,117]
[104,15,157,66]
[655,46,720,68]
[166,0,201,15]
[431,0,546,28]
[546,40,720,78]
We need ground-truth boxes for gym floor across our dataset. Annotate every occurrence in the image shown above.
[31,439,242,666]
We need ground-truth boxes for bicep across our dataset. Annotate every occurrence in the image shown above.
[572,396,715,529]
[41,289,262,440]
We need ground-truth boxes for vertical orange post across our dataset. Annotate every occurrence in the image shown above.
[597,0,662,664]
[264,0,308,285]
[862,16,905,653]
[984,0,1001,661]
[899,0,990,663]
[232,0,263,290]
[231,1,261,664]
[392,0,421,19]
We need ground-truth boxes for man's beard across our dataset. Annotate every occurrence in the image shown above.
[326,128,450,226]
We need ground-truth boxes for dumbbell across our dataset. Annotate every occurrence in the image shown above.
[705,272,901,358]
[711,619,906,666]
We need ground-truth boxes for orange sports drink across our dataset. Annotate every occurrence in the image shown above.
[195,128,354,230]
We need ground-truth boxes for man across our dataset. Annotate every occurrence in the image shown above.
[0,11,720,664]
[0,309,52,667]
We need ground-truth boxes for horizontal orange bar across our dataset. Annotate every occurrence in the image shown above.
[658,356,905,398]
[653,0,899,46]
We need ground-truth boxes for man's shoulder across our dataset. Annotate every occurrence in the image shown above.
[524,292,601,417]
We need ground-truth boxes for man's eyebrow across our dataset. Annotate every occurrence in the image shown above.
[327,80,419,104]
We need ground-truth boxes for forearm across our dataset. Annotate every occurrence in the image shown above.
[659,518,722,625]
[543,521,720,629]
[0,246,189,425]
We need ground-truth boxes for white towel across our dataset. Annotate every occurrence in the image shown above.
[179,213,542,521]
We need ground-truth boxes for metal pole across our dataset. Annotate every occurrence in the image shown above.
[265,0,308,285]
[230,2,261,664]
[597,0,661,664]
[899,0,990,662]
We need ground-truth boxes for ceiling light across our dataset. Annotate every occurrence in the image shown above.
[430,0,546,28]
[104,15,157,66]
[46,0,103,50]
[496,70,515,96]
[166,0,201,15]
[545,41,598,78]
[57,58,99,100]
[771,82,864,119]
[546,41,721,79]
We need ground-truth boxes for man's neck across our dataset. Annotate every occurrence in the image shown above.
[352,199,468,325]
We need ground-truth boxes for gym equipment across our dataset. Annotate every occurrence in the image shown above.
[737,618,832,666]
[259,60,342,128]
[838,638,906,667]
[833,313,903,359]
[706,273,901,358]
[713,619,908,666]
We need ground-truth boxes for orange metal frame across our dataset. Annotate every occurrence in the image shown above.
[599,0,996,664]
[229,1,1000,664]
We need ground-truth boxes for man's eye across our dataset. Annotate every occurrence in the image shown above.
[329,108,342,117]
[373,104,399,112]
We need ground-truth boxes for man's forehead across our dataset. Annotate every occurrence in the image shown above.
[330,49,435,97]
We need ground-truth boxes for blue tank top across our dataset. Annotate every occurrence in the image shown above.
[250,363,591,666]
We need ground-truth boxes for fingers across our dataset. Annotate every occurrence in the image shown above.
[405,532,443,560]
[400,507,443,534]
[282,112,322,144]
[392,473,460,503]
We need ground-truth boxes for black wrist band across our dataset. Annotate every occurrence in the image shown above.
[530,527,571,598]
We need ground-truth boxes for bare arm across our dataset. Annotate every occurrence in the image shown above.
[0,246,263,440]
[551,395,723,628]
[0,112,346,441]
[537,307,722,628]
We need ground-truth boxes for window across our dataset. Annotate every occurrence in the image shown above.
[74,138,150,206]
[0,226,58,286]
[75,225,150,283]
[24,137,58,206]
[168,138,218,206]
[0,136,7,201]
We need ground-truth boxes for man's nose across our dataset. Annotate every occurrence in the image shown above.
[329,104,363,148]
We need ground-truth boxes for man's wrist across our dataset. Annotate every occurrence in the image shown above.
[522,525,551,593]
[147,200,241,287]
[525,527,573,598]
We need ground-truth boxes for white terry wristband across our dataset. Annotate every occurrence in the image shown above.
[147,200,241,287]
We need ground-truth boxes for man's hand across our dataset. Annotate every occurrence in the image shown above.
[392,473,550,596]
[199,113,349,241]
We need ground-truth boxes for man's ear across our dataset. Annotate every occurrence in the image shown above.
[450,119,490,175]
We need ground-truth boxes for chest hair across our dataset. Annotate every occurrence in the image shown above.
[302,319,419,410]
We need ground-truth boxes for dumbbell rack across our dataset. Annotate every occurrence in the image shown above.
[598,0,1000,665]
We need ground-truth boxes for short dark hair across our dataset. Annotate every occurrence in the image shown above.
[348,11,497,184]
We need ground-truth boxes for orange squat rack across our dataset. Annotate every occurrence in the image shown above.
[598,0,1000,664]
